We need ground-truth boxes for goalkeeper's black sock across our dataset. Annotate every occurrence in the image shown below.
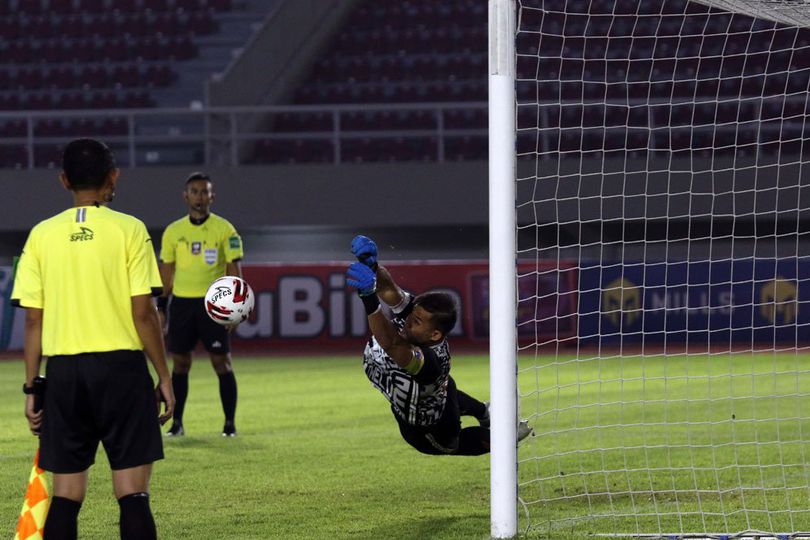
[456,389,487,420]
[454,427,491,456]
[218,371,238,423]
[171,372,189,425]
[43,496,81,540]
[118,492,156,540]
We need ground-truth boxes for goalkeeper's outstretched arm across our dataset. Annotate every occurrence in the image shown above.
[347,234,423,371]
[347,261,416,368]
[375,265,408,308]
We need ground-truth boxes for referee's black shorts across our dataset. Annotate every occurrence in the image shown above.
[39,350,164,474]
[167,296,230,355]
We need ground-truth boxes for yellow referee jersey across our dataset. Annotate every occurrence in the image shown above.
[11,205,163,356]
[159,213,243,298]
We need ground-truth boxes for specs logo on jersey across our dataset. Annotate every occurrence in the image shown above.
[191,241,201,254]
[209,286,232,303]
[69,227,94,242]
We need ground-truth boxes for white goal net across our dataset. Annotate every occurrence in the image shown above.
[514,0,810,536]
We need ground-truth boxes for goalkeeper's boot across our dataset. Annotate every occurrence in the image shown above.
[517,420,533,444]
[222,421,237,437]
[166,423,184,437]
[479,402,491,429]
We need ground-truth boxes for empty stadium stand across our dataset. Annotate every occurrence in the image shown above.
[0,0,271,167]
[251,0,488,164]
[249,0,809,164]
[0,0,808,168]
[0,0,226,107]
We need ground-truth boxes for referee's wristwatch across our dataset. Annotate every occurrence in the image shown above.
[22,383,35,395]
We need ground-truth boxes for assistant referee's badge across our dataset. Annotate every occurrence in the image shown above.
[204,249,217,265]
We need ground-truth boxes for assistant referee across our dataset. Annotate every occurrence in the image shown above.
[12,138,174,540]
[158,172,244,437]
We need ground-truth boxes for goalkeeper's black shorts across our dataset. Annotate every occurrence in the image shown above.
[39,350,164,474]
[393,377,461,455]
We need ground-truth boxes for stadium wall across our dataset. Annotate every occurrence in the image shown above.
[4,155,808,263]
[5,155,806,234]
[0,161,488,233]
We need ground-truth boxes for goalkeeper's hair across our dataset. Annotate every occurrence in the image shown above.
[62,138,116,190]
[414,292,457,336]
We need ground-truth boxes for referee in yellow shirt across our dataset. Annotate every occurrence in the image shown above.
[157,172,243,437]
[12,138,174,540]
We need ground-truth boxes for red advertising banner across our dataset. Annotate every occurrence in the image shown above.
[234,261,577,352]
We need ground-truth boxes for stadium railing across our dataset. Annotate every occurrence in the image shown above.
[0,96,804,168]
[0,102,488,168]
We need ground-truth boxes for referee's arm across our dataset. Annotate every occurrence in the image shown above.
[226,260,242,278]
[158,261,174,298]
[22,308,43,387]
[132,294,174,424]
[23,308,43,434]
[156,261,173,323]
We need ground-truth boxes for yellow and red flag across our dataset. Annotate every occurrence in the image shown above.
[14,449,50,540]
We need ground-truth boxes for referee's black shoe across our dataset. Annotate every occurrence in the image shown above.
[166,423,184,437]
[222,421,237,437]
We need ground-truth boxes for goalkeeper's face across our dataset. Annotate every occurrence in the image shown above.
[402,305,444,345]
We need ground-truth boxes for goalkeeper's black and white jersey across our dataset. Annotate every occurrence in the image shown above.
[362,297,452,427]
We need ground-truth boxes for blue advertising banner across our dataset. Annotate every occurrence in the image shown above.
[0,264,23,350]
[578,259,810,346]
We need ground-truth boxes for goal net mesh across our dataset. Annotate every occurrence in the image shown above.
[515,0,810,536]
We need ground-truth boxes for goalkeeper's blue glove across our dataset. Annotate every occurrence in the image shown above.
[351,235,378,270]
[346,262,377,296]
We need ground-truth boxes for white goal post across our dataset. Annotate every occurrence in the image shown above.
[488,0,518,538]
[490,0,810,537]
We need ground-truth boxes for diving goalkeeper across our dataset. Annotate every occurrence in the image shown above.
[346,235,531,455]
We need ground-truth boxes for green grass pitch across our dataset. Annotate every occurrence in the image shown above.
[518,352,810,537]
[1,355,492,540]
[3,353,810,539]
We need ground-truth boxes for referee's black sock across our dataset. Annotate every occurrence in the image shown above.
[43,496,81,540]
[118,492,157,540]
[218,371,238,423]
[171,372,189,425]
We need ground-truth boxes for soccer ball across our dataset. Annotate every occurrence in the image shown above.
[204,276,255,326]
